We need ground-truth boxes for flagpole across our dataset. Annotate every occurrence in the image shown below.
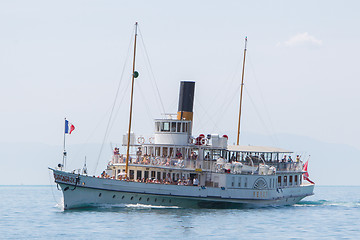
[63,118,67,170]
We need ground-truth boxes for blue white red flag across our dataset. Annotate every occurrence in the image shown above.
[65,119,75,134]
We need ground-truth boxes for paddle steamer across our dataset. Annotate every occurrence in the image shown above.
[50,23,314,209]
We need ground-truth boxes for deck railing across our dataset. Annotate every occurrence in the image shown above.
[110,155,303,174]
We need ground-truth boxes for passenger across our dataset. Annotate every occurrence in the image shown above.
[190,151,197,160]
[282,155,287,163]
[296,155,300,162]
[193,177,199,186]
[176,150,182,159]
[288,156,293,163]
[165,158,170,166]
[176,158,184,167]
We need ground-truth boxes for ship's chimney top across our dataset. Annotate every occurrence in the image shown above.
[177,81,195,121]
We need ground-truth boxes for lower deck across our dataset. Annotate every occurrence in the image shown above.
[106,164,305,190]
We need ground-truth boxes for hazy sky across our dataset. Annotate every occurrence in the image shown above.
[1,1,360,162]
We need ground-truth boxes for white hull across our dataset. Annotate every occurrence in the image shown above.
[52,169,314,210]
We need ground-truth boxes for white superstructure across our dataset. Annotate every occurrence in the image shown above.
[51,80,314,210]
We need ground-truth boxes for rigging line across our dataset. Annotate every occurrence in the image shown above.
[93,26,135,175]
[108,75,132,135]
[193,96,221,134]
[138,26,166,114]
[210,84,242,133]
[167,98,177,114]
[247,55,280,146]
[207,53,244,113]
[137,83,154,123]
[71,106,113,162]
[137,43,163,115]
[244,87,278,145]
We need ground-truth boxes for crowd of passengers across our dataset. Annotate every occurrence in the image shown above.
[100,170,200,186]
[111,147,198,167]
[111,148,303,167]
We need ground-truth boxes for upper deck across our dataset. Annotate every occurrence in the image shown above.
[110,141,303,175]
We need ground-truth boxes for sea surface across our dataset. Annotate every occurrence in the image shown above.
[0,185,359,239]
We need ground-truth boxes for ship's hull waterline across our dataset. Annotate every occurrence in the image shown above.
[53,170,314,210]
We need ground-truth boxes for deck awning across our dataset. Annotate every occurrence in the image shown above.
[227,145,292,153]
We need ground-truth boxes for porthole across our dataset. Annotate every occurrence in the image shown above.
[139,197,142,201]
[99,193,102,197]
[147,198,150,201]
[122,196,125,199]
[131,196,134,200]
[155,198,157,202]
[113,195,116,198]
[169,199,172,203]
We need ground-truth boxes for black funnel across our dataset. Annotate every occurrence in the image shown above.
[177,81,195,121]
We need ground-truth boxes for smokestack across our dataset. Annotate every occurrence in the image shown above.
[177,81,195,121]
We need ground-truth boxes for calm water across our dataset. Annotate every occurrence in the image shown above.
[0,185,359,239]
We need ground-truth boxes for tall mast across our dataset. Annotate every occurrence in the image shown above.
[125,22,139,178]
[236,37,247,145]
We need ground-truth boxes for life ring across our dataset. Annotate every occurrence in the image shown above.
[137,137,145,144]
[200,138,208,145]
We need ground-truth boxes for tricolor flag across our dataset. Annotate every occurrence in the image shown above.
[65,119,75,134]
[302,160,315,184]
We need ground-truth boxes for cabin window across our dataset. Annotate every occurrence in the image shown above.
[299,175,302,185]
[213,150,221,160]
[295,175,298,185]
[289,175,293,186]
[144,171,149,180]
[161,122,170,132]
[129,170,134,180]
[155,122,160,132]
[182,123,186,132]
[172,173,176,181]
[148,147,154,156]
[177,122,181,132]
[169,147,174,157]
[163,147,168,157]
[284,176,288,186]
[244,177,248,188]
[136,170,142,180]
[151,171,156,179]
[157,172,161,180]
[204,150,211,160]
[278,176,281,187]
[273,178,275,188]
[190,149,199,160]
[231,177,235,187]
[171,122,176,132]
[238,177,241,187]
[162,172,166,179]
[155,147,160,156]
